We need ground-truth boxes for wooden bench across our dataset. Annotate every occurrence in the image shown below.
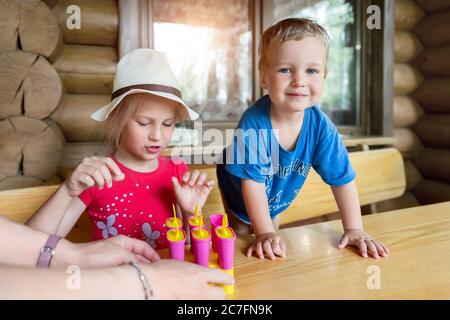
[0,148,405,243]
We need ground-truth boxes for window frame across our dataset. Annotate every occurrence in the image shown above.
[118,0,394,136]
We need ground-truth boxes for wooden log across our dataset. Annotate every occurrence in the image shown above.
[0,174,61,191]
[59,142,113,177]
[0,0,62,59]
[50,94,109,142]
[394,96,423,127]
[414,148,450,183]
[53,45,117,74]
[394,64,423,95]
[393,128,424,159]
[0,51,62,119]
[0,0,20,53]
[395,32,422,62]
[404,160,423,191]
[414,115,450,148]
[59,72,114,94]
[52,0,118,46]
[415,9,450,47]
[413,78,450,113]
[395,0,425,30]
[0,117,65,182]
[375,192,420,212]
[416,45,450,77]
[414,179,450,204]
[416,0,450,13]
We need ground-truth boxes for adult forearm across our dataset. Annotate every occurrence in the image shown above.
[0,266,142,299]
[0,216,77,267]
[241,179,275,236]
[26,183,74,234]
[331,181,364,230]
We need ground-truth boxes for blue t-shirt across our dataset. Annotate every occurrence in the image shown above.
[217,95,355,224]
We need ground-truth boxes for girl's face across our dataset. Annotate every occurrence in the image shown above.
[119,94,179,162]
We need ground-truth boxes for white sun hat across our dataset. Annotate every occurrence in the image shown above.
[90,48,199,121]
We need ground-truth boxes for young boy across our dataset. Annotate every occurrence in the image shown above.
[217,18,389,260]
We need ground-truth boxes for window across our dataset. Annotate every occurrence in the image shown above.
[121,0,393,137]
[152,0,252,122]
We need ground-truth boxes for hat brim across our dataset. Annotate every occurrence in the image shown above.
[90,89,199,122]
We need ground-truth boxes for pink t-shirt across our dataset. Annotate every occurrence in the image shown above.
[79,155,188,250]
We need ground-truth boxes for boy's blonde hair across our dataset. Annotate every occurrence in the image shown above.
[258,18,330,74]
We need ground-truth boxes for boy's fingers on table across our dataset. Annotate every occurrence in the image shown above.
[338,235,349,249]
[365,240,379,259]
[373,240,388,257]
[380,242,390,255]
[272,240,286,258]
[358,239,368,258]
[263,240,276,260]
[246,245,254,257]
[256,242,265,259]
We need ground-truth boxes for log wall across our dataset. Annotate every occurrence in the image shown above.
[412,0,450,203]
[0,0,119,190]
[380,0,425,209]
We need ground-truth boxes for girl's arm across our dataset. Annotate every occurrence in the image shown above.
[241,178,286,259]
[331,181,389,259]
[27,156,124,236]
[26,183,85,236]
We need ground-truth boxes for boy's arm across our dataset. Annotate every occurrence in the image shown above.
[242,178,286,259]
[331,181,389,259]
[330,181,363,231]
[241,178,274,235]
[26,183,86,237]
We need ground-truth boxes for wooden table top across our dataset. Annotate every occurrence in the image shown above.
[159,201,450,299]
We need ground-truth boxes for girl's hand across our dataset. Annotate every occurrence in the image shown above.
[338,229,390,259]
[65,156,125,197]
[247,232,286,260]
[171,170,215,215]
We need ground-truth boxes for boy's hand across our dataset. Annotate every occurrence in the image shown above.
[338,229,390,259]
[171,170,215,215]
[247,232,286,260]
[65,156,125,197]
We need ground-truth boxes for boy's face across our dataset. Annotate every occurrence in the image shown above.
[120,93,178,161]
[261,37,326,113]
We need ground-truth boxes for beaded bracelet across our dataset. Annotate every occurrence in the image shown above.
[129,262,154,300]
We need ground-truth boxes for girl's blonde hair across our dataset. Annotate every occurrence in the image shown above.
[104,94,144,149]
[258,18,330,74]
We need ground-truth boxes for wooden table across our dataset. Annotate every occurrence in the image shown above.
[160,202,450,299]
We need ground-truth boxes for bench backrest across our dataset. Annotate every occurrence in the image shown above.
[0,148,405,242]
